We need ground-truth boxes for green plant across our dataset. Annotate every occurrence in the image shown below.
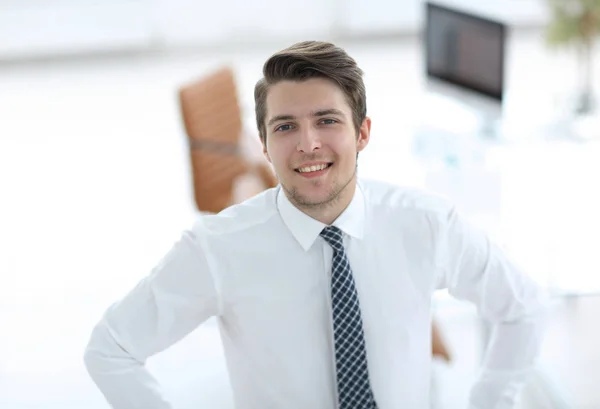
[545,0,600,113]
[545,0,600,47]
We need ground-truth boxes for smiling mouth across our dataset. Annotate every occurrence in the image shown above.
[295,163,333,173]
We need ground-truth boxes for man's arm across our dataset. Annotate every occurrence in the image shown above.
[434,206,548,409]
[84,224,220,408]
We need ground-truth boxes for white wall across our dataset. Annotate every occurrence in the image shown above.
[0,0,550,59]
[0,1,155,59]
[153,0,336,48]
[341,0,549,35]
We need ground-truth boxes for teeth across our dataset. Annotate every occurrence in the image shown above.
[298,164,328,173]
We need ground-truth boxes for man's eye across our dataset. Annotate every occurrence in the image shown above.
[275,124,293,132]
[321,119,337,125]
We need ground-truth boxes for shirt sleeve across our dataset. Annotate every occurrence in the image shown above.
[83,223,220,408]
[434,205,548,409]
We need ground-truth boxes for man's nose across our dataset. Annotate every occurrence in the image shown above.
[297,127,321,152]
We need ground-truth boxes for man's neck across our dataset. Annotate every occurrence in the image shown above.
[297,180,356,225]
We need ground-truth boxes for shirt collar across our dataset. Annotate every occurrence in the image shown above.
[276,182,366,251]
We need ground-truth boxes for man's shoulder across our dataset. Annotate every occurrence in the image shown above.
[359,178,454,217]
[192,187,280,237]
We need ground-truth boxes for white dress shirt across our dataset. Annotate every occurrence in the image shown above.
[84,178,547,409]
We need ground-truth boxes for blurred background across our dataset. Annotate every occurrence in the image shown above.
[1,0,600,408]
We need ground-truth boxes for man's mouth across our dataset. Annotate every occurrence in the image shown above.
[295,163,333,173]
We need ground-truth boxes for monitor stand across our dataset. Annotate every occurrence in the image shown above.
[476,113,503,140]
[424,78,504,140]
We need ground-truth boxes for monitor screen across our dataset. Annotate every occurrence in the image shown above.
[425,2,506,101]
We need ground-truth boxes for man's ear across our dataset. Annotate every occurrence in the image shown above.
[262,140,271,163]
[356,117,371,153]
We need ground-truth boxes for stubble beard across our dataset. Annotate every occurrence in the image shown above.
[282,164,357,212]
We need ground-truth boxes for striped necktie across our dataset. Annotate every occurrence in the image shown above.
[321,226,378,409]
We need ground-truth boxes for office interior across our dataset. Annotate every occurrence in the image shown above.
[1,0,599,408]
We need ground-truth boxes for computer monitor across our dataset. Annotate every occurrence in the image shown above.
[424,2,507,137]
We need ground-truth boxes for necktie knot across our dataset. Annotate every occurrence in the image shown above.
[320,226,344,252]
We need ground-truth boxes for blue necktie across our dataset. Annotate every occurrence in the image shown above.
[321,226,378,409]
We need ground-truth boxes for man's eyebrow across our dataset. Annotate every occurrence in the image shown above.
[266,109,346,127]
[267,114,295,127]
[311,108,345,117]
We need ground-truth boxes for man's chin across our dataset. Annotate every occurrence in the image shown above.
[287,187,338,209]
[283,169,356,210]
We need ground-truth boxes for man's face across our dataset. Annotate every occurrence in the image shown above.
[262,77,370,210]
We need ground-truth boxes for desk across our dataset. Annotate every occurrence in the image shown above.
[411,119,600,296]
[412,122,600,408]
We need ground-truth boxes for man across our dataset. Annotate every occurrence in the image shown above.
[84,41,547,409]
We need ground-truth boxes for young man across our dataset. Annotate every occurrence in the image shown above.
[84,41,547,409]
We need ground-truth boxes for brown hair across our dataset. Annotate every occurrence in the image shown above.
[254,41,367,143]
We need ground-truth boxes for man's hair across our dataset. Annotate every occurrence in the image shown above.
[254,41,367,143]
